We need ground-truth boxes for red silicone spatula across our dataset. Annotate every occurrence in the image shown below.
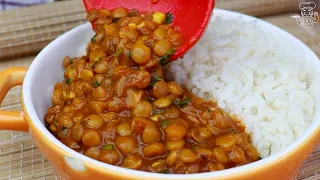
[82,0,215,61]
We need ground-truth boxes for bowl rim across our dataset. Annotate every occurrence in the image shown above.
[22,8,320,179]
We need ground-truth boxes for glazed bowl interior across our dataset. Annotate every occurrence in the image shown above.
[23,9,320,179]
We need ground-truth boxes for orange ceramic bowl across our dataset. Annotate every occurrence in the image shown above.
[0,9,319,180]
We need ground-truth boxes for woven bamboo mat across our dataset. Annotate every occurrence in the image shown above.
[0,0,319,179]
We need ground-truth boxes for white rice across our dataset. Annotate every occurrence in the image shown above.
[165,16,317,158]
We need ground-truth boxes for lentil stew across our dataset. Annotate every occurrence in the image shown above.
[45,8,260,174]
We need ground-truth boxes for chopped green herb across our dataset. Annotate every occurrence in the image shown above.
[152,108,166,115]
[91,34,97,42]
[150,72,163,86]
[69,58,73,64]
[167,48,176,55]
[114,48,123,58]
[181,98,191,107]
[160,120,168,129]
[159,48,176,66]
[158,169,169,174]
[159,56,170,66]
[174,98,191,108]
[93,80,100,88]
[113,17,120,23]
[207,108,212,112]
[61,127,69,137]
[102,144,114,150]
[165,12,174,24]
[191,144,197,150]
[125,49,131,57]
[65,78,71,85]
[128,9,138,17]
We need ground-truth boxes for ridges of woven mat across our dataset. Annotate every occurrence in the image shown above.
[0,131,56,180]
[0,0,87,61]
[0,0,301,61]
[216,0,299,16]
[297,150,320,180]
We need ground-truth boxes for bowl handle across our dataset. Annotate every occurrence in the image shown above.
[0,67,28,132]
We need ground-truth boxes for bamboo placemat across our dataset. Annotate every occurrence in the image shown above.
[0,0,319,179]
